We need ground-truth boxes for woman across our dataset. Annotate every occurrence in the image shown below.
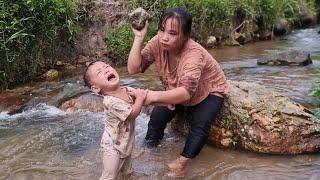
[128,7,228,176]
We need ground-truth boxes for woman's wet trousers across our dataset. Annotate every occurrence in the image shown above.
[145,94,224,158]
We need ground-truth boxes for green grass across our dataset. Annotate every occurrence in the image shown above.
[309,70,320,117]
[106,20,158,64]
[0,0,82,90]
[105,0,314,63]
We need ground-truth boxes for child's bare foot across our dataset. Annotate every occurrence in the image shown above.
[166,156,189,177]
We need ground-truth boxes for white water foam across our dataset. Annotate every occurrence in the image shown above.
[0,103,66,121]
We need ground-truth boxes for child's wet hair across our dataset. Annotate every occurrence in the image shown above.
[83,61,97,88]
[158,7,192,37]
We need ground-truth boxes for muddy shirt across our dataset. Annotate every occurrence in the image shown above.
[100,88,135,158]
[141,35,228,106]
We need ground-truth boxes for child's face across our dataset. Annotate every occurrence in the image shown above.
[87,61,120,94]
[158,18,185,51]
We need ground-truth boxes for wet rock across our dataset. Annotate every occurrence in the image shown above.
[43,69,59,81]
[206,36,217,48]
[56,60,64,66]
[297,8,317,28]
[0,93,30,114]
[243,31,253,43]
[225,36,241,46]
[258,30,272,40]
[257,50,312,66]
[172,80,320,154]
[55,83,91,107]
[74,1,129,57]
[274,18,289,36]
[128,7,152,30]
[235,33,246,45]
[0,86,33,114]
[60,93,103,112]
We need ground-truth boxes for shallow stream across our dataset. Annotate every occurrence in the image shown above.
[0,27,320,179]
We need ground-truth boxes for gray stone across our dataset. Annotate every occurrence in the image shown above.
[172,80,320,154]
[128,7,152,30]
[257,50,312,66]
[274,18,289,36]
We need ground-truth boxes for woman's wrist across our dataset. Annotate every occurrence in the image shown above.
[147,90,158,104]
[134,35,145,41]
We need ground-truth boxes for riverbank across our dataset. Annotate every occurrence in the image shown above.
[104,0,320,62]
[1,0,319,91]
[1,26,320,114]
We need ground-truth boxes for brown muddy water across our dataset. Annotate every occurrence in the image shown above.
[1,27,320,179]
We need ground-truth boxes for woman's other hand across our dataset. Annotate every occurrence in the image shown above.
[167,104,175,110]
[128,88,148,104]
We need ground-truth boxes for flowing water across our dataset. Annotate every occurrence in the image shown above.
[1,27,320,179]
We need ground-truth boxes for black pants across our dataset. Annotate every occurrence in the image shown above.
[145,94,224,158]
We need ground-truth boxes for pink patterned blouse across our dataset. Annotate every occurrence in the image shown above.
[100,87,135,158]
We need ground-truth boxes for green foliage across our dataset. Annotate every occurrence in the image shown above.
[305,0,317,11]
[226,114,233,128]
[106,0,314,63]
[309,72,320,117]
[106,21,158,64]
[131,0,234,40]
[229,0,300,29]
[131,0,303,36]
[185,0,233,40]
[0,0,81,90]
[259,0,299,27]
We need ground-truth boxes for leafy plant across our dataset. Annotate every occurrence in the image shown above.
[309,72,320,117]
[105,20,158,64]
[0,0,81,90]
[105,0,315,63]
[226,114,233,129]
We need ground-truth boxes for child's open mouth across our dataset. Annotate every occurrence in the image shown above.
[107,74,116,81]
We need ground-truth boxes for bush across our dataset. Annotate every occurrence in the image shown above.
[106,20,158,64]
[105,0,311,63]
[0,0,81,90]
[131,0,234,41]
[309,74,320,117]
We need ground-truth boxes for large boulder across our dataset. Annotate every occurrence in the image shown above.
[60,93,103,112]
[257,50,312,66]
[172,80,320,154]
[55,80,320,154]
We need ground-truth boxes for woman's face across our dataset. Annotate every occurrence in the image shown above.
[158,17,185,51]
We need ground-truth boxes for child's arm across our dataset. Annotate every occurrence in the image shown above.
[126,89,148,121]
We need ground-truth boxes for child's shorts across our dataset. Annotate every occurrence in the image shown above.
[99,146,132,180]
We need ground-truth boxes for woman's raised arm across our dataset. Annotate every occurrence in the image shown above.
[127,21,149,74]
